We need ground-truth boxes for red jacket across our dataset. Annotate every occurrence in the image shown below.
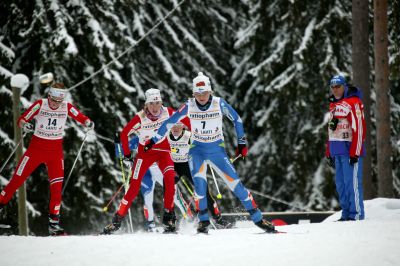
[121,106,190,156]
[326,86,366,157]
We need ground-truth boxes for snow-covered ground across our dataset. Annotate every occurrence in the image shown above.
[1,198,399,266]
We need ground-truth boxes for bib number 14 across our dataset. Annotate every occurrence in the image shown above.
[48,118,57,126]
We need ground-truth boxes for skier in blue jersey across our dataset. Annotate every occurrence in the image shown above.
[144,72,276,233]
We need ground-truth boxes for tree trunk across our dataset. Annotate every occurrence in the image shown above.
[374,0,393,197]
[352,0,374,199]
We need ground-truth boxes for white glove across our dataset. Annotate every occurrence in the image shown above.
[23,123,34,132]
[85,120,95,131]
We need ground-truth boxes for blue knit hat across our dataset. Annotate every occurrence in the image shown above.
[329,75,346,87]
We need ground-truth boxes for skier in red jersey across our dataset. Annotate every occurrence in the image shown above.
[0,82,94,236]
[103,88,189,234]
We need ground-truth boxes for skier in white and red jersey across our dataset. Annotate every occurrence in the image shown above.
[103,88,190,234]
[325,75,366,221]
[0,82,94,236]
[145,72,276,234]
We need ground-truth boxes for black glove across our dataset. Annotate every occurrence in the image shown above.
[174,175,181,184]
[23,122,34,132]
[85,120,95,130]
[122,153,134,168]
[326,156,335,169]
[144,139,155,152]
[349,156,359,166]
[329,117,339,131]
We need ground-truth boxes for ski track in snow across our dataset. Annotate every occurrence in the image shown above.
[0,198,399,266]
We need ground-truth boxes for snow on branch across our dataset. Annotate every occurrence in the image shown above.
[109,69,136,93]
[248,36,288,77]
[264,65,297,93]
[98,7,128,32]
[68,1,115,51]
[234,18,261,49]
[293,18,316,59]
[0,128,14,147]
[0,66,13,78]
[254,99,278,128]
[0,42,15,60]
[49,0,78,55]
[152,4,183,48]
[152,45,184,84]
[173,21,226,75]
[133,11,145,36]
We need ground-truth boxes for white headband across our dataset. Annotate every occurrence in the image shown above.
[49,87,66,99]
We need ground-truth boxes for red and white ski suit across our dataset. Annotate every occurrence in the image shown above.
[0,98,90,215]
[116,107,189,217]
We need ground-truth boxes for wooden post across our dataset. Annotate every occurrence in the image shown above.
[11,74,29,236]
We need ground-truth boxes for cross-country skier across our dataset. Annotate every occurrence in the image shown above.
[103,88,189,234]
[325,75,366,221]
[167,123,232,229]
[0,82,94,236]
[119,136,192,232]
[144,72,276,234]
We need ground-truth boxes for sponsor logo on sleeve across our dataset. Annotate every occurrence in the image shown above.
[70,107,79,116]
[25,103,40,120]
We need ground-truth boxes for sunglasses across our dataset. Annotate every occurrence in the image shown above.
[49,96,64,103]
[194,92,210,96]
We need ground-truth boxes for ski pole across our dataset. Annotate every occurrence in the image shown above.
[62,132,88,195]
[102,184,124,212]
[230,154,242,163]
[180,176,194,196]
[178,179,198,212]
[151,148,171,153]
[115,133,134,233]
[209,166,222,199]
[175,186,189,219]
[0,132,28,175]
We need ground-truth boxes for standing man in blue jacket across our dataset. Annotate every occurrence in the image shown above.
[326,75,366,221]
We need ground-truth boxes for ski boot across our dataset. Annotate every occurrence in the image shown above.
[48,214,66,236]
[255,218,276,233]
[162,209,176,233]
[214,214,234,229]
[197,220,210,234]
[103,213,124,235]
[144,220,156,232]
